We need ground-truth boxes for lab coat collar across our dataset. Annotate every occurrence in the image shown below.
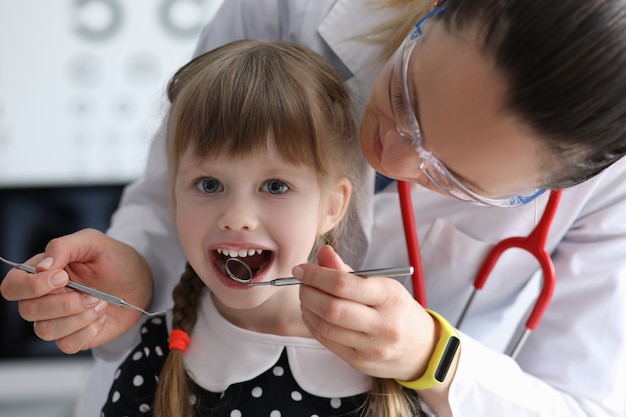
[318,0,394,84]
[316,0,395,271]
[180,292,372,398]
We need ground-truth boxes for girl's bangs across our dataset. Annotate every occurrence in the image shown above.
[171,51,327,173]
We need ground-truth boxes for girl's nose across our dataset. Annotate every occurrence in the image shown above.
[217,196,259,231]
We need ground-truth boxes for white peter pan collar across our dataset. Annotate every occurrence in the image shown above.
[178,292,372,398]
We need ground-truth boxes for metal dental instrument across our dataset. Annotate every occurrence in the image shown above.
[225,257,414,286]
[0,256,165,317]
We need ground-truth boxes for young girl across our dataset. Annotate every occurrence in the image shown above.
[100,40,424,417]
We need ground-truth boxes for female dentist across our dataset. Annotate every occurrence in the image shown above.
[2,0,626,416]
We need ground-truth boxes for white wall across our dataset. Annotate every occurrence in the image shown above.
[0,0,224,186]
[0,1,223,414]
[0,358,92,417]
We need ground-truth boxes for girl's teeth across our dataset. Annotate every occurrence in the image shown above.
[217,248,263,257]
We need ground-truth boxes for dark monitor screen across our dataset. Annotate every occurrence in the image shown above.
[0,184,125,359]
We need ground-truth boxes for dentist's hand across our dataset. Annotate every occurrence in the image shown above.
[0,228,152,353]
[296,245,437,382]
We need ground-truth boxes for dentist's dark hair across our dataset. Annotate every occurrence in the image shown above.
[373,0,626,189]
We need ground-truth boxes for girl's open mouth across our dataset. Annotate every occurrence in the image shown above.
[214,248,271,282]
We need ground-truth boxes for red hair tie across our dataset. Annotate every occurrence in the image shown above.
[169,329,190,353]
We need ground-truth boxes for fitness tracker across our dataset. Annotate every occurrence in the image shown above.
[395,309,460,390]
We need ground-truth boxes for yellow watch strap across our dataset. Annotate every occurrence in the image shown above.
[395,309,460,390]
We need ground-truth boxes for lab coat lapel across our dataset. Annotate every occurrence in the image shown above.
[318,0,393,104]
[315,0,395,269]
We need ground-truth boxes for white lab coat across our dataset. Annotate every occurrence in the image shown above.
[76,0,626,416]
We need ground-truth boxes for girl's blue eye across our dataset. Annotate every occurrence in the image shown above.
[197,177,222,193]
[262,179,288,195]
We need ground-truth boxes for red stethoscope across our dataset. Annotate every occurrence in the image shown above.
[397,180,562,358]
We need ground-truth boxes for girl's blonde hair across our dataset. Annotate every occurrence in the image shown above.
[155,39,423,416]
[165,39,360,250]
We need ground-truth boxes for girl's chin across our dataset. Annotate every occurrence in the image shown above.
[211,291,267,313]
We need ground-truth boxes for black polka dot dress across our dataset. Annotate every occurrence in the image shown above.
[101,316,370,416]
[100,294,421,417]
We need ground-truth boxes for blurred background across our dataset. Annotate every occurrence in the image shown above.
[0,0,223,415]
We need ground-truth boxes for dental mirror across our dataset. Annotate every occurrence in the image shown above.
[225,257,256,283]
[225,257,414,287]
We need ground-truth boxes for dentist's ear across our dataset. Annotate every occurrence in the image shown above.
[318,177,352,235]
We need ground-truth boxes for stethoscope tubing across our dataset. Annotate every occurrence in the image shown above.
[463,190,561,331]
[398,180,427,306]
[397,180,562,358]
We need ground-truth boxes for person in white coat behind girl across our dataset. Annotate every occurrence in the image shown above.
[2,1,626,416]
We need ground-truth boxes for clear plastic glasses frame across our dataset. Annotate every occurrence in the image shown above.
[388,5,544,207]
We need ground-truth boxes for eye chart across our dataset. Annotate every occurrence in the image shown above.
[0,0,224,186]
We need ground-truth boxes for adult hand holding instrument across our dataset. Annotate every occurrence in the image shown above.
[225,257,414,286]
[0,256,164,317]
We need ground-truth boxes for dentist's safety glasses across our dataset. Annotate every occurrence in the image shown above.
[388,4,545,207]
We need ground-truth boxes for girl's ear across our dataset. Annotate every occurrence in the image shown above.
[318,177,352,235]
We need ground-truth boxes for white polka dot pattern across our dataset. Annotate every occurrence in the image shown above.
[133,375,144,387]
[98,315,400,417]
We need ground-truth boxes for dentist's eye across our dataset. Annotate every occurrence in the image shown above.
[196,177,222,193]
[392,92,408,118]
[262,179,289,195]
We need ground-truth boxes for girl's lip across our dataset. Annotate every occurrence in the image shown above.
[217,270,253,289]
[210,242,269,251]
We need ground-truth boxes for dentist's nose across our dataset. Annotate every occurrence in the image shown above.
[217,195,259,231]
[383,128,425,181]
